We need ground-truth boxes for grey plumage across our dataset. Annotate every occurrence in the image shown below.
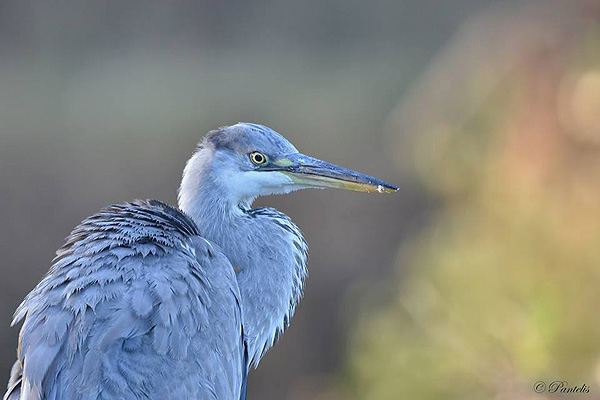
[6,200,245,399]
[6,123,397,399]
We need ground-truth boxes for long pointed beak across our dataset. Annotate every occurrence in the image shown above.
[266,153,398,193]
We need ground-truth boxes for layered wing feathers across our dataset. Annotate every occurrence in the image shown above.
[6,200,246,400]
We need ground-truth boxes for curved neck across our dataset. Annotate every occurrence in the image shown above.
[178,153,308,366]
[178,150,248,219]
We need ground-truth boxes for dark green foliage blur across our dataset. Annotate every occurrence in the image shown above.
[335,2,600,399]
[2,0,594,399]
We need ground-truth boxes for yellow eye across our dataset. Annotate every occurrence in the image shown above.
[250,152,267,165]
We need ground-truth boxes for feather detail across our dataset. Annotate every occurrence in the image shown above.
[6,200,246,400]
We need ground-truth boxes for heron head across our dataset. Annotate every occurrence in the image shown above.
[181,123,398,207]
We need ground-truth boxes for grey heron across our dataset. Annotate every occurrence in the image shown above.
[5,123,397,399]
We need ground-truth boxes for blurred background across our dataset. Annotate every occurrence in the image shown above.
[1,0,600,398]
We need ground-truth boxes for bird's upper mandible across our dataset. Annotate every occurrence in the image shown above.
[6,123,397,400]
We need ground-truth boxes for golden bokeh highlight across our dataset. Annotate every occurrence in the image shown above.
[337,2,600,399]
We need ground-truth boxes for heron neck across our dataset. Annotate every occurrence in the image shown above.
[178,169,308,367]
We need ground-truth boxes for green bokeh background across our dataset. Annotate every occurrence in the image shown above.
[1,1,599,398]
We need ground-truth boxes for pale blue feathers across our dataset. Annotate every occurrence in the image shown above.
[6,200,247,400]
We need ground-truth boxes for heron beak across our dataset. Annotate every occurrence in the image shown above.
[267,153,398,193]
